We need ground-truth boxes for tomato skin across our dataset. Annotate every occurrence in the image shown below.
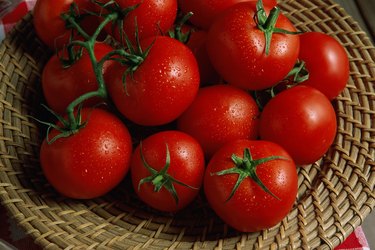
[259,85,337,165]
[299,32,350,100]
[131,131,205,212]
[206,2,299,90]
[184,28,221,85]
[97,0,177,44]
[107,36,200,126]
[33,0,99,49]
[177,84,259,158]
[204,139,298,232]
[42,43,114,114]
[178,0,277,30]
[40,108,133,199]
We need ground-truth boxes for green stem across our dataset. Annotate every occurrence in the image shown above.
[171,12,194,44]
[61,13,91,41]
[263,7,280,30]
[63,14,118,129]
[286,60,309,84]
[92,12,118,41]
[98,49,144,66]
[60,4,148,131]
[38,3,149,142]
[67,40,87,50]
[65,48,107,128]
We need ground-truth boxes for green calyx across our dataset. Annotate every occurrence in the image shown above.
[211,148,288,202]
[58,46,84,69]
[63,3,90,36]
[255,0,301,55]
[117,32,153,96]
[58,3,88,67]
[138,143,198,205]
[116,18,154,95]
[252,60,309,111]
[286,60,309,84]
[33,104,87,144]
[94,0,141,45]
[168,12,194,44]
[93,1,153,95]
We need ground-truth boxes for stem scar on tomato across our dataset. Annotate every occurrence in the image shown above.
[138,143,198,205]
[254,0,302,55]
[211,148,289,202]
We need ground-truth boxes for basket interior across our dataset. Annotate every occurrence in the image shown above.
[0,0,374,249]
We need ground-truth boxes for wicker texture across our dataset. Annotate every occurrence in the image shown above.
[0,0,374,249]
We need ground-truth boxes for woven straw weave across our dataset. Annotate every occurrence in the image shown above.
[0,0,374,249]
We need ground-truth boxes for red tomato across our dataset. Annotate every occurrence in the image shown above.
[178,0,277,30]
[206,2,299,90]
[259,85,337,165]
[107,36,200,126]
[96,0,177,44]
[184,27,221,85]
[42,43,114,114]
[131,131,205,212]
[33,0,100,49]
[40,108,133,199]
[204,139,298,232]
[299,32,350,100]
[177,84,259,158]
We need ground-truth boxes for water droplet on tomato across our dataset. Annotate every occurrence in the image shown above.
[82,169,88,176]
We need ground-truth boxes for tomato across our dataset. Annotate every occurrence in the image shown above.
[206,1,299,90]
[107,36,200,126]
[183,27,221,85]
[178,0,277,30]
[204,139,298,232]
[96,0,177,44]
[40,108,133,199]
[33,0,100,49]
[131,131,205,212]
[177,84,259,158]
[42,42,114,114]
[259,85,337,165]
[298,32,350,100]
[168,23,220,85]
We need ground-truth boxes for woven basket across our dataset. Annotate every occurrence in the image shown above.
[0,0,374,249]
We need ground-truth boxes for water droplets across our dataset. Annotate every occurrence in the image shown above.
[82,168,89,177]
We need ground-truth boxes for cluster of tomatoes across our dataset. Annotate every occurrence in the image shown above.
[33,0,349,232]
